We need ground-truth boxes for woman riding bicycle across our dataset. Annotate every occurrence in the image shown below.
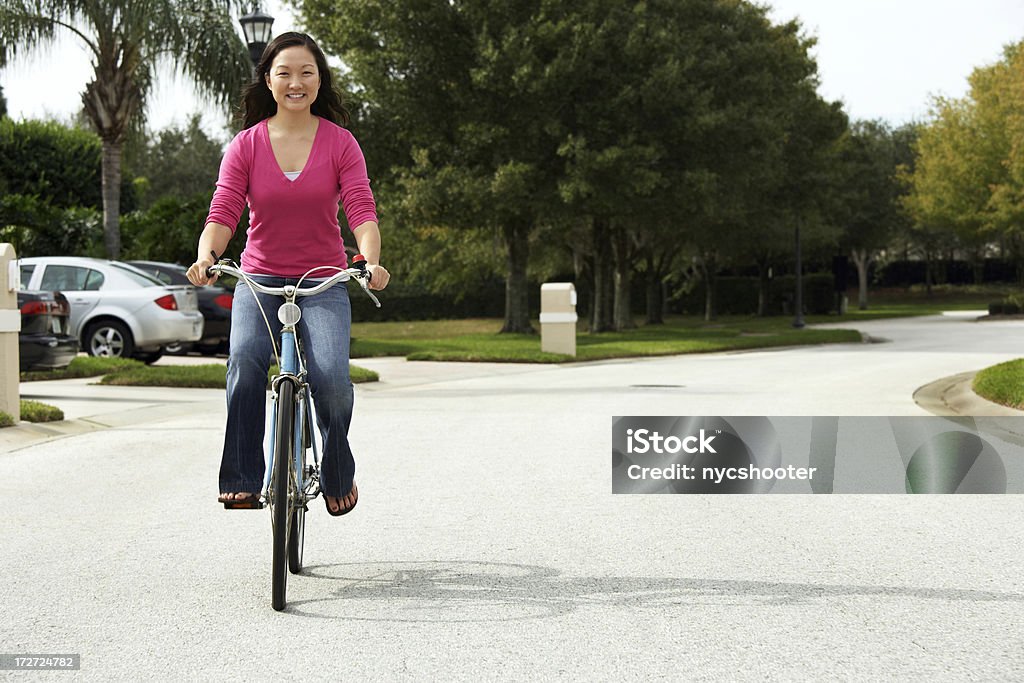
[186,32,389,517]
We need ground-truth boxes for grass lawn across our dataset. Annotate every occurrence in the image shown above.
[21,356,144,382]
[345,285,1017,363]
[21,355,378,389]
[100,363,379,388]
[837,284,1015,319]
[350,316,863,362]
[973,360,1024,410]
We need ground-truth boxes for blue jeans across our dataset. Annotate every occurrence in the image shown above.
[219,276,355,499]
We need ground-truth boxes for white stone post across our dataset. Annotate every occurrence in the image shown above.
[0,243,20,422]
[540,283,577,356]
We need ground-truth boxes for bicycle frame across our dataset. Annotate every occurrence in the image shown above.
[266,324,319,506]
[209,261,378,504]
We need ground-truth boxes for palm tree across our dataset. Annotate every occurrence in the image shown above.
[0,0,251,257]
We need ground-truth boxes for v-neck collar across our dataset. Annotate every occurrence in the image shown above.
[261,117,323,184]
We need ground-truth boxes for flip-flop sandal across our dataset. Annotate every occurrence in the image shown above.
[325,485,357,517]
[220,492,263,509]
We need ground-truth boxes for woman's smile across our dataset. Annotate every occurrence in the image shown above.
[266,45,320,111]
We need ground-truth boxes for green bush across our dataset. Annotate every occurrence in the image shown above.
[0,194,102,258]
[349,278,514,322]
[0,401,65,426]
[770,274,836,315]
[672,274,837,317]
[19,399,64,422]
[121,190,249,264]
[0,118,102,208]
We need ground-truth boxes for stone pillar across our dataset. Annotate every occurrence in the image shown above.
[0,244,20,422]
[540,283,577,357]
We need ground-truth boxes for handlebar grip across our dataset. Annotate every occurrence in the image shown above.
[351,254,371,284]
[205,250,220,278]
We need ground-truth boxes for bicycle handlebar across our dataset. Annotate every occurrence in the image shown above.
[208,261,381,308]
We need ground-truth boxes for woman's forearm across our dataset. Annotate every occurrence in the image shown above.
[351,221,381,264]
[198,222,234,262]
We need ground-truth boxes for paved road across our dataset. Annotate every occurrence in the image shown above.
[2,314,1024,680]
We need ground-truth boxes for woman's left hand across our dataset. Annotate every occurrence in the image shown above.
[367,264,390,291]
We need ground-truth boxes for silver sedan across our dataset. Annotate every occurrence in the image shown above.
[18,256,204,363]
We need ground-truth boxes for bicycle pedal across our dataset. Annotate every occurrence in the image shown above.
[223,500,264,510]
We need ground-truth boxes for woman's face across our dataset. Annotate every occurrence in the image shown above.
[265,46,321,113]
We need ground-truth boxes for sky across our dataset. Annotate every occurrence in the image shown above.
[2,0,1024,138]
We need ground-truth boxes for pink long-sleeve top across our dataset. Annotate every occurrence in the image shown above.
[205,117,378,276]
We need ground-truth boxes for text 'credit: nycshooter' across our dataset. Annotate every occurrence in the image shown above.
[611,416,1024,494]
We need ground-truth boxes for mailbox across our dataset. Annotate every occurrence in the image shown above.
[540,282,577,356]
[0,243,20,422]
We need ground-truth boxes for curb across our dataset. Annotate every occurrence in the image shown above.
[913,371,1024,417]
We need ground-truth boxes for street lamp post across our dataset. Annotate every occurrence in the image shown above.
[793,222,805,329]
[239,6,275,70]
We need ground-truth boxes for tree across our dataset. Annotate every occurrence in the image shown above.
[0,83,7,118]
[670,5,842,321]
[0,0,251,258]
[904,42,1024,284]
[124,114,226,210]
[905,97,996,283]
[835,120,909,310]
[305,0,568,333]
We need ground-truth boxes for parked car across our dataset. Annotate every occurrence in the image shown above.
[18,257,204,364]
[127,260,232,355]
[17,289,79,371]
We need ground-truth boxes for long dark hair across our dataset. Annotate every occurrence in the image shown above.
[239,32,350,130]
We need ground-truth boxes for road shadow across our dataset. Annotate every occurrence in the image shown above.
[282,560,1024,621]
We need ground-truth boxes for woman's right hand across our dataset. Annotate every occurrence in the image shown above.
[187,256,219,286]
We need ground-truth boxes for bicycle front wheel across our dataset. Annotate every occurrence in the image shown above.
[288,392,308,574]
[271,379,295,611]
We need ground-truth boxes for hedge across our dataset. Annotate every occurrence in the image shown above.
[670,274,837,316]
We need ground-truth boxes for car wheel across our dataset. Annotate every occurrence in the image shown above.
[134,350,164,365]
[164,341,187,355]
[195,342,222,356]
[84,320,135,358]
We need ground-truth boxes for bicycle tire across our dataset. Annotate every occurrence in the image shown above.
[271,379,294,611]
[288,501,305,573]
[288,394,308,574]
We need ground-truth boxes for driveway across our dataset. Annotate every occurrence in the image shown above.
[1,313,1022,679]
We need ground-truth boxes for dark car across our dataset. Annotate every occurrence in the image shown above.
[18,290,79,371]
[126,261,232,355]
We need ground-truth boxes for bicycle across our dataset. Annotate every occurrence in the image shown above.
[208,254,380,611]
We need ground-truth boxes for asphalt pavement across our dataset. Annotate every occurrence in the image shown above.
[2,313,1023,680]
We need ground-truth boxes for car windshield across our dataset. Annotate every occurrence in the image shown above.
[111,263,165,287]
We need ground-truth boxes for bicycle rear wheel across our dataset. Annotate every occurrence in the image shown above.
[271,380,295,611]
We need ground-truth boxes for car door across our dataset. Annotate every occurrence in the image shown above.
[37,264,104,336]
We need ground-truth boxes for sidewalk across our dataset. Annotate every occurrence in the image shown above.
[3,376,224,452]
